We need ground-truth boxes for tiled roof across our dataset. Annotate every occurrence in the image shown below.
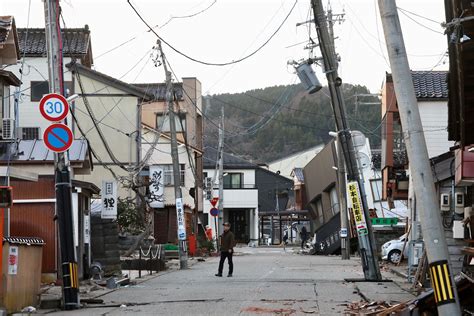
[0,16,15,44]
[134,83,184,101]
[411,71,448,99]
[17,27,90,56]
[292,168,305,182]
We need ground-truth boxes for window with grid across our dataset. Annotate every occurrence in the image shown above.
[159,164,185,186]
[21,127,40,140]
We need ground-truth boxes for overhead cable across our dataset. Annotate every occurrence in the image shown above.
[127,0,298,66]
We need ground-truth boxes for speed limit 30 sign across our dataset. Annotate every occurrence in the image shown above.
[39,93,69,122]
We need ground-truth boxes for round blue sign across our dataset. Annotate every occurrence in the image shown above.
[210,208,219,217]
[43,123,73,153]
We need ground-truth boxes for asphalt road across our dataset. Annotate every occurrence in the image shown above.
[47,247,414,315]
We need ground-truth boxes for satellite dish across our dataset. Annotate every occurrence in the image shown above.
[356,152,371,169]
[351,131,366,148]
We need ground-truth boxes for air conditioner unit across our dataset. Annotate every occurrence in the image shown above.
[2,118,15,140]
[440,193,450,211]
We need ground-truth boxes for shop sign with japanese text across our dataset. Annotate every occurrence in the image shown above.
[101,180,117,219]
[347,181,368,236]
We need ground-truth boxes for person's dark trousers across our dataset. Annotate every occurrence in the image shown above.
[218,251,233,275]
[301,239,307,249]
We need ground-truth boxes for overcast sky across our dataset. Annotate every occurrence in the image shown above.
[3,0,448,95]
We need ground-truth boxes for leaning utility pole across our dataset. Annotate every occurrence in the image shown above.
[378,1,460,312]
[217,107,225,238]
[311,0,381,280]
[156,39,188,269]
[44,0,79,309]
[336,139,350,260]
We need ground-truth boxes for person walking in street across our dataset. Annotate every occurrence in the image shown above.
[215,222,235,277]
[300,226,308,249]
[282,231,289,251]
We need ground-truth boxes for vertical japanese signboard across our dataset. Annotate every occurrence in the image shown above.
[347,181,368,236]
[84,215,91,244]
[101,180,117,219]
[149,166,165,208]
[176,198,187,241]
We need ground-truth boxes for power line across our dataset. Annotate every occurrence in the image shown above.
[398,9,444,35]
[397,6,443,25]
[158,0,217,29]
[127,0,299,66]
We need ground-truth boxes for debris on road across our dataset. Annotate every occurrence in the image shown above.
[343,300,408,315]
[241,306,296,315]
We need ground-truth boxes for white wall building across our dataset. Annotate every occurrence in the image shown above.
[203,148,259,245]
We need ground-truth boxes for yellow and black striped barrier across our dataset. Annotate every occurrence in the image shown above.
[429,260,455,305]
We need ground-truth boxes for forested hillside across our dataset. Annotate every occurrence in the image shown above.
[204,83,381,163]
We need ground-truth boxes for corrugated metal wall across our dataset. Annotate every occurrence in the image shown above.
[10,176,56,273]
[10,203,56,273]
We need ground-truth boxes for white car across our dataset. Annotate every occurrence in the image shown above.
[381,233,409,263]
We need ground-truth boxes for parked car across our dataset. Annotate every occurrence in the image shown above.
[381,233,409,263]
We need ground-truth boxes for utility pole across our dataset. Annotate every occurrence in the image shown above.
[156,39,188,269]
[378,1,460,312]
[311,0,381,280]
[217,107,225,238]
[335,139,350,260]
[44,0,78,309]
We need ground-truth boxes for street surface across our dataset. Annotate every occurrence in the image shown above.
[49,247,414,315]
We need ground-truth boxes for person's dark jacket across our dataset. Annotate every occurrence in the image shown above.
[220,230,235,252]
[300,227,308,240]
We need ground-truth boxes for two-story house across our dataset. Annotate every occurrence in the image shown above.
[380,70,471,274]
[138,78,204,245]
[203,148,292,245]
[0,20,97,282]
[67,62,153,197]
[203,147,259,244]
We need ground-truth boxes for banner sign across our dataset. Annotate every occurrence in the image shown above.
[149,166,165,208]
[176,198,187,241]
[8,246,18,275]
[84,215,91,244]
[347,181,368,236]
[101,180,117,219]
